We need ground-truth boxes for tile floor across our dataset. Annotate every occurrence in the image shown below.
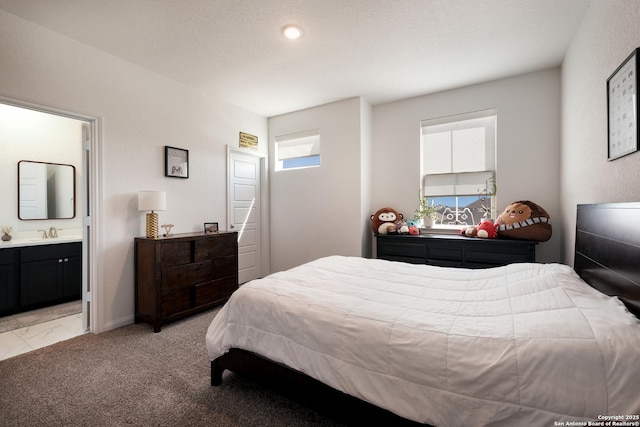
[0,313,85,361]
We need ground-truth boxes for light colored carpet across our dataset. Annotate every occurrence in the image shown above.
[0,300,82,333]
[0,307,347,427]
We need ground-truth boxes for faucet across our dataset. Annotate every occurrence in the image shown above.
[37,229,48,239]
[48,227,58,238]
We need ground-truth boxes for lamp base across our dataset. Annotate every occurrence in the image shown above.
[146,212,159,238]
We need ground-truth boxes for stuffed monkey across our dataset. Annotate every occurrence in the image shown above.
[370,207,403,235]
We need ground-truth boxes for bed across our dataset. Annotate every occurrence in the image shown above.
[206,203,640,426]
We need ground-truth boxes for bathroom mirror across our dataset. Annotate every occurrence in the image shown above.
[18,160,76,220]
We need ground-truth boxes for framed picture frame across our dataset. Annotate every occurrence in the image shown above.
[607,48,639,161]
[165,146,189,178]
[204,222,219,233]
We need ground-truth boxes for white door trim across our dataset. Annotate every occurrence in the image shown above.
[1,96,103,334]
[227,146,269,280]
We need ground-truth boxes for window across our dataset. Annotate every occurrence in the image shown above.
[274,130,320,171]
[420,110,497,228]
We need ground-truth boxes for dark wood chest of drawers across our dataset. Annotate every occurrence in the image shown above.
[135,232,238,332]
[376,234,536,268]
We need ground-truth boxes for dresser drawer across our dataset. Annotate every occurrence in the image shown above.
[465,248,531,265]
[378,240,426,258]
[161,242,192,266]
[161,289,191,317]
[195,234,236,261]
[213,255,237,277]
[195,276,237,306]
[426,242,462,262]
[162,260,212,293]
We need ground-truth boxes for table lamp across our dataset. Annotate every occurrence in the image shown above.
[138,191,166,238]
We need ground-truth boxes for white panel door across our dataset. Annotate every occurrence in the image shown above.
[228,149,262,284]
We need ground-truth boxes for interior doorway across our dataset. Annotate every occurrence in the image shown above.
[227,147,267,284]
[0,99,98,358]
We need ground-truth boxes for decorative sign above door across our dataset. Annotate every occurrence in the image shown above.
[239,132,258,150]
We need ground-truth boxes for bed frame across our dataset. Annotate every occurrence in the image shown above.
[211,202,640,426]
[211,347,425,426]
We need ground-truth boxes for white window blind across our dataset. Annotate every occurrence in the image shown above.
[274,129,320,170]
[421,110,496,196]
[423,171,495,196]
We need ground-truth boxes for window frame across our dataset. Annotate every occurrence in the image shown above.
[420,109,497,230]
[274,129,320,171]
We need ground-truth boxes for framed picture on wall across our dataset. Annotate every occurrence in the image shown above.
[165,146,189,178]
[607,48,639,160]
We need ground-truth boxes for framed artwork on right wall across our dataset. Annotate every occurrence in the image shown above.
[607,47,639,160]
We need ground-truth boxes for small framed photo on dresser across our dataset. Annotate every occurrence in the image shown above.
[204,222,219,233]
[607,48,640,160]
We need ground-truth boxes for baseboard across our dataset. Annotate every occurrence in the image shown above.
[101,314,135,332]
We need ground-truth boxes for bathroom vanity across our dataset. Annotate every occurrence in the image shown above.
[0,238,82,316]
[0,158,82,316]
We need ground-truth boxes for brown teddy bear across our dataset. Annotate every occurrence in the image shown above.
[370,207,403,235]
[495,200,552,242]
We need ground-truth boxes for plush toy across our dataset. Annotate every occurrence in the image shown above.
[460,220,497,239]
[476,220,498,238]
[406,220,420,235]
[370,207,404,235]
[397,220,409,234]
[495,200,552,242]
[461,225,478,237]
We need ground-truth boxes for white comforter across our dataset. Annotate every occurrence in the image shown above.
[206,256,640,426]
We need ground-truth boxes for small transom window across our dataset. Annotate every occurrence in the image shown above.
[275,130,320,171]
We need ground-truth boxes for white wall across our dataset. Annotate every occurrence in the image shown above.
[360,98,373,257]
[0,104,84,236]
[561,0,640,264]
[0,11,267,332]
[372,68,562,263]
[268,97,369,272]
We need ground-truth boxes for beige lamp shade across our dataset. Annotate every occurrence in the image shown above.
[138,191,166,212]
[138,191,166,238]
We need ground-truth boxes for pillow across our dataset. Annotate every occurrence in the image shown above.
[495,200,552,242]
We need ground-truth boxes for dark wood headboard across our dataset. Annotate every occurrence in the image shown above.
[574,202,640,318]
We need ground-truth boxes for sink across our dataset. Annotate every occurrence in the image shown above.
[41,236,83,242]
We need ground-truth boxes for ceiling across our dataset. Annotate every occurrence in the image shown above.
[0,0,591,117]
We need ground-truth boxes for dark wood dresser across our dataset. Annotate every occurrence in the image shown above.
[135,231,238,332]
[376,234,536,268]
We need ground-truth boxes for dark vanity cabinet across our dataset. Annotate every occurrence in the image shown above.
[0,249,16,313]
[20,242,82,307]
[0,242,82,315]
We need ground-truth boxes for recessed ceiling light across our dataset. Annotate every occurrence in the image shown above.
[282,25,304,40]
